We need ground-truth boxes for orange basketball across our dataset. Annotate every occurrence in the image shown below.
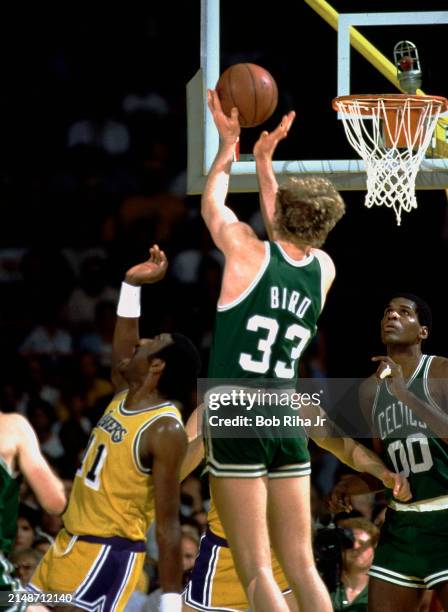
[216,63,278,128]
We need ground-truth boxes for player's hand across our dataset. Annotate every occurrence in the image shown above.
[207,89,240,146]
[125,245,168,286]
[372,355,407,400]
[328,477,354,513]
[381,471,412,502]
[253,111,296,159]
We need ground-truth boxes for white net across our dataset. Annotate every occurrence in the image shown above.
[334,95,447,225]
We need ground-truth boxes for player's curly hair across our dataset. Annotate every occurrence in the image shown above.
[274,176,346,248]
[156,333,201,403]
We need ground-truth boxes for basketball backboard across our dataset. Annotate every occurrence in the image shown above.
[187,0,448,194]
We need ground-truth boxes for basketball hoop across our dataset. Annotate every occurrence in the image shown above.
[333,94,448,225]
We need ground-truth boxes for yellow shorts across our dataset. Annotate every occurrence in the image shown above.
[183,529,290,611]
[28,528,146,611]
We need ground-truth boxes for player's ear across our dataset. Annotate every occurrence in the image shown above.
[419,326,429,341]
[149,358,166,375]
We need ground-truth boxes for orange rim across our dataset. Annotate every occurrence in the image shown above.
[332,94,448,115]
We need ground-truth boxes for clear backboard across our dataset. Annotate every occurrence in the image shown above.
[187,0,448,194]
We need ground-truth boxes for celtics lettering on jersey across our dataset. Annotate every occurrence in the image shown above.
[208,242,323,380]
[372,355,448,503]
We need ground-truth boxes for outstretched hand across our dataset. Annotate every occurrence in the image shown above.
[381,471,412,502]
[125,245,168,286]
[207,89,240,146]
[253,111,296,160]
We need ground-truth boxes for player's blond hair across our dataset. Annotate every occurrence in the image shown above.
[274,176,345,248]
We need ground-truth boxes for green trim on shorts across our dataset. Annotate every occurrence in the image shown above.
[370,507,448,589]
[369,565,426,589]
[268,462,311,478]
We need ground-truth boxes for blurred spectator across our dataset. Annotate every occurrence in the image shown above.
[350,493,375,521]
[0,381,28,415]
[20,248,74,308]
[12,505,40,554]
[24,357,61,410]
[10,548,43,585]
[19,306,73,359]
[33,533,53,556]
[68,117,130,156]
[57,393,91,471]
[63,254,118,329]
[78,300,116,370]
[76,352,114,412]
[27,399,64,460]
[181,476,203,515]
[330,518,379,612]
[144,533,200,611]
[372,504,387,530]
[39,510,63,540]
[190,510,208,535]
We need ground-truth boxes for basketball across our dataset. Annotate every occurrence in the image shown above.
[216,63,278,128]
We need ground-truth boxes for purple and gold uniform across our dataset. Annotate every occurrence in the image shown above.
[184,497,291,611]
[30,390,183,611]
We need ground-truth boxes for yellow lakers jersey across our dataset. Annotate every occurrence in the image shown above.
[207,495,225,539]
[64,390,183,541]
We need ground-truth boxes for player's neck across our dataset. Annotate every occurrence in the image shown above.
[387,344,423,376]
[274,238,311,260]
[125,385,166,411]
[341,568,369,593]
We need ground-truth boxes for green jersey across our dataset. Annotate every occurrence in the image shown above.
[331,583,368,611]
[372,354,448,503]
[0,458,20,555]
[208,242,323,380]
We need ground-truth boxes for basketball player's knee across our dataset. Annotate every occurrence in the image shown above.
[245,565,276,598]
[286,563,321,590]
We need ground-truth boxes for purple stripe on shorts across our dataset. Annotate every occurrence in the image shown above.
[188,530,226,604]
[75,546,139,611]
[77,534,146,552]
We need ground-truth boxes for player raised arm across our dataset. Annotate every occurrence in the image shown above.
[253,112,338,302]
[140,418,187,608]
[373,354,448,443]
[111,245,168,391]
[14,414,66,514]
[253,111,296,240]
[201,90,258,254]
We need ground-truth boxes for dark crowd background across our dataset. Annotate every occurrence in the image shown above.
[0,2,447,607]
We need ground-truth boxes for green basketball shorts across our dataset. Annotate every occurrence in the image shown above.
[203,403,311,478]
[370,507,448,589]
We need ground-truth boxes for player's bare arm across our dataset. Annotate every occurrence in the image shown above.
[111,245,168,391]
[312,435,411,503]
[201,90,259,251]
[253,111,296,240]
[373,354,448,443]
[202,89,268,306]
[12,414,66,513]
[141,417,187,597]
[180,404,205,481]
[328,376,392,513]
[299,386,410,504]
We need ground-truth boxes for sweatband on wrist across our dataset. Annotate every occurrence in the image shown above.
[159,593,182,611]
[117,282,141,318]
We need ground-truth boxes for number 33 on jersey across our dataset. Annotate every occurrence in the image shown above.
[208,242,326,380]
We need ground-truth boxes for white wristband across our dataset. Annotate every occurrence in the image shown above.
[117,282,141,318]
[159,593,182,612]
